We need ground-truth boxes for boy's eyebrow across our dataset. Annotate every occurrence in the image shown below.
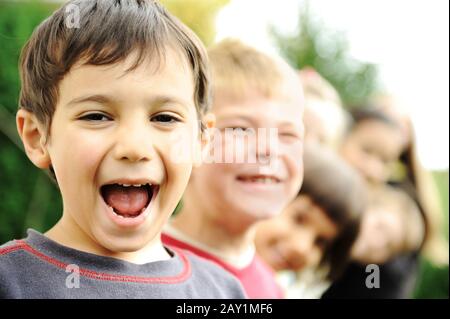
[150,95,192,111]
[66,94,192,111]
[219,114,304,131]
[66,94,114,107]
[217,114,254,123]
[279,121,304,131]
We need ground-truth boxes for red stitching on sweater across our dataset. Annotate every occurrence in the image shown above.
[0,242,28,255]
[1,240,191,284]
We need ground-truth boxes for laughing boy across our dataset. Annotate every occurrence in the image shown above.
[0,0,246,299]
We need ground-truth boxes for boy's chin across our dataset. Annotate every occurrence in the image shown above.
[236,202,283,221]
[94,230,152,253]
[106,242,146,253]
[231,206,281,228]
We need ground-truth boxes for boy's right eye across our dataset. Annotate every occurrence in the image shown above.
[220,126,250,132]
[293,211,307,224]
[231,126,250,131]
[78,113,112,122]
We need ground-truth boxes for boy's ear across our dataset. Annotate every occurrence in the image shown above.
[193,112,215,168]
[16,109,51,169]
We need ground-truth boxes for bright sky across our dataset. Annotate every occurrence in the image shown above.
[216,0,449,171]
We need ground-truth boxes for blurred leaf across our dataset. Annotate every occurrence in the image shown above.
[0,1,61,243]
[413,257,449,299]
[160,0,229,45]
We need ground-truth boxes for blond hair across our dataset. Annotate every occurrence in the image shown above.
[207,38,302,104]
[299,67,342,106]
[299,67,349,149]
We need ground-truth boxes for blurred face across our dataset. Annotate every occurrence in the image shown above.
[43,50,202,252]
[341,120,404,184]
[351,205,406,264]
[255,195,338,272]
[304,107,327,145]
[188,89,304,230]
[304,98,343,148]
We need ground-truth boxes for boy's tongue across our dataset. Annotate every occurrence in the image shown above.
[102,184,148,216]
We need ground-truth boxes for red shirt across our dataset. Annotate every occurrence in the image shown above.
[162,233,284,299]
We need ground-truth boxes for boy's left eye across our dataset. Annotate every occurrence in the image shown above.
[79,113,112,121]
[151,113,181,124]
[280,131,301,141]
[315,237,330,249]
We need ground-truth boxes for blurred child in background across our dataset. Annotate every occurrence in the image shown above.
[323,106,430,298]
[351,186,425,265]
[340,108,405,185]
[372,95,449,266]
[255,142,365,298]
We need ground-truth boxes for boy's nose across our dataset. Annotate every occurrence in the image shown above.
[291,231,314,255]
[114,125,155,162]
[255,128,279,162]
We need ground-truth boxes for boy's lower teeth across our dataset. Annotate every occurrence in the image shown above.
[110,206,147,219]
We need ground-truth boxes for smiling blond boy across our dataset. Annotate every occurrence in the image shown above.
[163,39,305,298]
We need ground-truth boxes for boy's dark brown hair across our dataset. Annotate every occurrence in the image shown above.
[19,0,210,136]
[300,142,366,280]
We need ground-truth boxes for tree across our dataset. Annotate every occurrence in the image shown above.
[160,0,229,46]
[271,1,379,107]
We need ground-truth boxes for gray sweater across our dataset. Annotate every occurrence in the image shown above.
[0,229,247,299]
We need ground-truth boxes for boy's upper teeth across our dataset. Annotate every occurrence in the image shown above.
[118,183,146,187]
[240,176,278,183]
[255,177,275,183]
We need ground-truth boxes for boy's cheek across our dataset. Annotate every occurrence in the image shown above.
[221,136,252,161]
[165,125,200,165]
[50,133,104,179]
[163,134,197,184]
[71,135,103,164]
[282,142,303,169]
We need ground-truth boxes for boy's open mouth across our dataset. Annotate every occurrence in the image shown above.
[100,183,156,218]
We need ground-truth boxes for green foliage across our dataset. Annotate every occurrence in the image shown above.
[414,257,449,299]
[160,0,229,46]
[432,170,449,240]
[412,171,449,298]
[271,2,379,107]
[0,1,61,243]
